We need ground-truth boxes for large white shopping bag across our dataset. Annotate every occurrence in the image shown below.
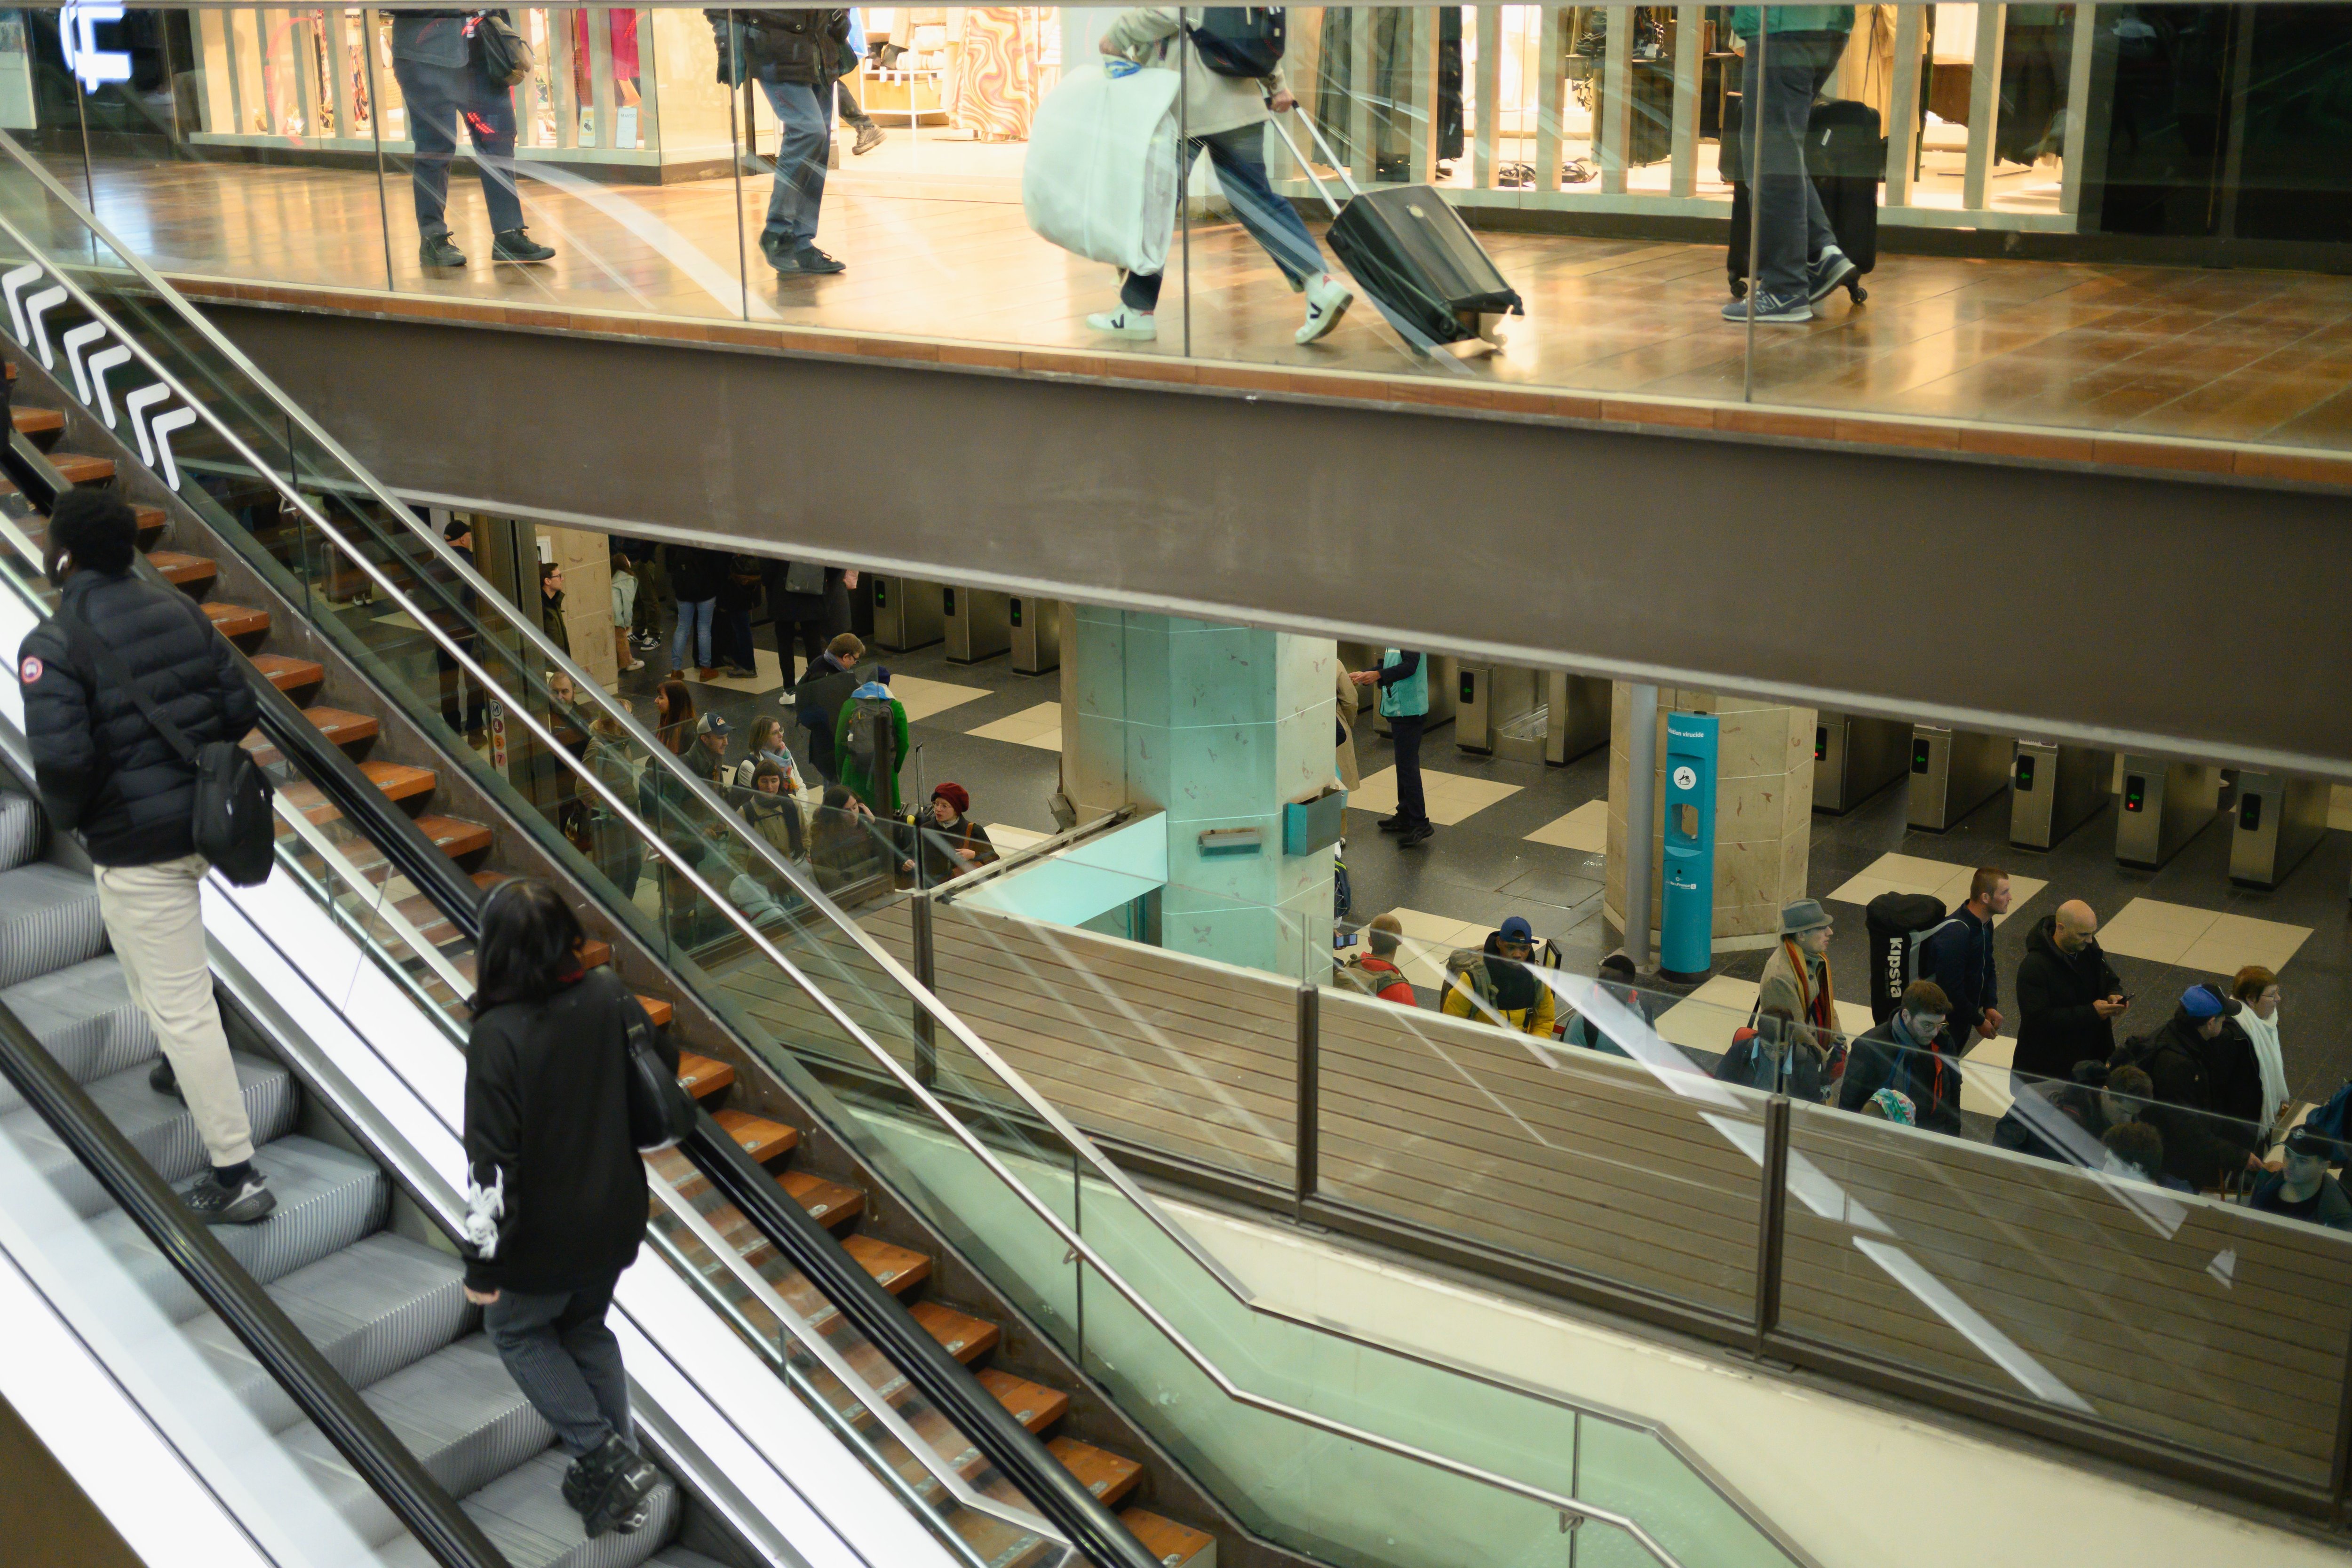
[1022,59,1182,276]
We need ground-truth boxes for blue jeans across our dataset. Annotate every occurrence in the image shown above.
[1748,32,1845,301]
[672,597,715,670]
[1123,124,1325,311]
[760,77,834,254]
[392,56,524,238]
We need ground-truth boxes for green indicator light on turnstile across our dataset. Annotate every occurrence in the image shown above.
[1461,673,1475,703]
[1814,726,1826,762]
[1009,598,1023,627]
[874,580,889,606]
[2241,795,2262,830]
[943,587,956,614]
[2123,776,2146,812]
[2015,754,2035,791]
[1911,740,1931,773]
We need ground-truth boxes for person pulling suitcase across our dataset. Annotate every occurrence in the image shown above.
[1721,4,1859,324]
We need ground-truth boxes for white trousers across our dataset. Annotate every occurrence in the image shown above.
[92,855,254,1168]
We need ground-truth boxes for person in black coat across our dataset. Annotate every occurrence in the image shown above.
[461,880,675,1538]
[19,490,272,1224]
[2122,984,2266,1192]
[1915,867,2010,1054]
[1839,982,1963,1135]
[791,631,866,784]
[707,8,853,275]
[2011,900,2127,1082]
[1713,1013,1827,1101]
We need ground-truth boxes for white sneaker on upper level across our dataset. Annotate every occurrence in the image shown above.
[1296,272,1354,345]
[1087,306,1158,340]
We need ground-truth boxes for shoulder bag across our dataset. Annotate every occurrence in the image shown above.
[618,983,695,1151]
[59,600,276,886]
[470,10,534,87]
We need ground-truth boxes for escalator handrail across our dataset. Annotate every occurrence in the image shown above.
[0,143,1697,1565]
[0,995,512,1568]
[0,432,488,940]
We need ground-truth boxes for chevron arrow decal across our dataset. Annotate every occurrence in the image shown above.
[122,382,169,467]
[145,406,195,490]
[61,320,106,405]
[1,263,40,343]
[86,344,131,427]
[22,284,64,369]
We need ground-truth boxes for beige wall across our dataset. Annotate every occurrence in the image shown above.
[540,526,616,689]
[1605,685,1814,954]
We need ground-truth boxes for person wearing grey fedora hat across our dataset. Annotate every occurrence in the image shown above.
[1756,899,1843,1086]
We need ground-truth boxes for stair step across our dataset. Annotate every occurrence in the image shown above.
[280,762,438,821]
[909,1300,999,1364]
[0,788,42,875]
[202,601,270,639]
[147,550,216,589]
[3,1052,297,1219]
[13,406,64,436]
[49,453,111,484]
[578,938,611,970]
[0,955,150,1116]
[1047,1437,1143,1507]
[412,815,493,859]
[0,862,106,989]
[1120,1510,1216,1568]
[636,994,674,1029]
[975,1369,1068,1434]
[675,1052,733,1099]
[134,505,165,541]
[250,653,324,693]
[779,1169,862,1228]
[839,1233,930,1297]
[712,1108,797,1164]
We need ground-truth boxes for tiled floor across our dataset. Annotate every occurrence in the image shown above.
[1351,765,1522,827]
[890,674,993,725]
[2095,898,2312,975]
[1526,799,1609,853]
[1827,852,2048,927]
[966,702,1064,751]
[695,647,788,696]
[1383,907,1503,992]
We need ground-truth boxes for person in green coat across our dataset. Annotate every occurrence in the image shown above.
[1724,4,1856,325]
[834,672,910,817]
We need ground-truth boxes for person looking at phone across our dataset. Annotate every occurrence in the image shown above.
[2012,898,2126,1085]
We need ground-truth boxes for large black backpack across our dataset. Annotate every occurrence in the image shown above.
[1187,8,1286,77]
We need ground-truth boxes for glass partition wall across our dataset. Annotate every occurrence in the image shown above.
[24,2,2352,454]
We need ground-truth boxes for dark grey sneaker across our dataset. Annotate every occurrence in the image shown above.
[183,1170,276,1226]
[1721,289,1813,325]
[1808,245,1857,303]
[780,245,846,276]
[419,234,468,269]
[148,1060,183,1101]
[492,228,555,263]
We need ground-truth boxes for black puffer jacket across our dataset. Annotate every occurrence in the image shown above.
[20,569,258,866]
[2011,916,2123,1082]
[707,8,850,85]
[2123,1008,2265,1191]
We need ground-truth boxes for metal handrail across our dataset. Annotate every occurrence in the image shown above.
[927,805,1138,906]
[0,140,1701,1563]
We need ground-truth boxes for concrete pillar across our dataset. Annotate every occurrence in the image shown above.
[1065,608,1336,982]
[540,525,616,689]
[1605,685,1815,957]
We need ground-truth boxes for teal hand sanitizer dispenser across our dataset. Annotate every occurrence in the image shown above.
[1659,712,1718,982]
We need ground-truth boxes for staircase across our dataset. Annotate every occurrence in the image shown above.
[2,365,1221,1568]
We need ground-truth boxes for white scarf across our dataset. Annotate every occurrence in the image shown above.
[2241,1007,2290,1132]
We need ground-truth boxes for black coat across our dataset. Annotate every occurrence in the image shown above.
[20,570,259,866]
[2124,1009,2265,1191]
[666,544,728,604]
[1916,905,1997,1053]
[2010,916,2123,1082]
[462,970,676,1294]
[708,8,851,85]
[1839,1016,1964,1134]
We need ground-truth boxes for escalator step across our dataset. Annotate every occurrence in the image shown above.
[1047,1437,1142,1507]
[907,1300,999,1363]
[0,789,39,873]
[202,601,271,639]
[48,453,112,484]
[414,815,493,858]
[12,1051,298,1218]
[0,955,151,1115]
[148,550,216,588]
[778,1169,861,1228]
[711,1108,797,1164]
[635,995,674,1029]
[278,762,439,821]
[0,862,106,988]
[675,1052,733,1099]
[350,1332,555,1499]
[407,1447,678,1568]
[1120,1510,1216,1567]
[296,706,380,747]
[10,406,62,436]
[839,1234,930,1296]
[250,653,325,693]
[975,1369,1068,1434]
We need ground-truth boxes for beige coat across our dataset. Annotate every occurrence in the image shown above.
[1334,663,1362,792]
[1102,8,1289,139]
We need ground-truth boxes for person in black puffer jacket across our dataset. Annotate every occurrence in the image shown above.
[2120,984,2266,1192]
[19,490,270,1224]
[461,879,676,1538]
[708,8,853,276]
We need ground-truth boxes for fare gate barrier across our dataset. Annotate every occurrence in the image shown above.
[1813,714,1911,814]
[943,585,1012,664]
[2010,741,2111,851]
[1907,725,2009,831]
[2116,755,2223,869]
[1544,672,1610,766]
[1456,664,1544,760]
[2229,771,2330,889]
[1009,596,1061,675]
[869,575,944,651]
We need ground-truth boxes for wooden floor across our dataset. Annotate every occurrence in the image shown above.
[61,154,2352,452]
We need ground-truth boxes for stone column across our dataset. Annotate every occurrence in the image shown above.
[540,525,616,689]
[1065,608,1336,982]
[1605,685,1814,962]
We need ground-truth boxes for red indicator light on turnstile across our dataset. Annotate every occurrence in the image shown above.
[2123,776,2146,812]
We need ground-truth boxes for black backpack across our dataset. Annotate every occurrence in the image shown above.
[1187,8,1285,77]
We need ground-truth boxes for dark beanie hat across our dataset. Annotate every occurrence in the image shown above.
[932,781,970,816]
[45,487,139,580]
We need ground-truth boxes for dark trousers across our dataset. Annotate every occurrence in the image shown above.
[392,55,524,238]
[719,605,756,670]
[776,613,830,681]
[437,639,486,734]
[1123,124,1324,311]
[1390,713,1429,829]
[1749,32,1845,300]
[482,1272,630,1458]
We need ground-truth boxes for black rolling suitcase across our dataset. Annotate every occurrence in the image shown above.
[1723,97,1883,303]
[1265,104,1524,349]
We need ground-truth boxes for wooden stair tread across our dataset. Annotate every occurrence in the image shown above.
[712,1107,798,1164]
[412,814,493,858]
[907,1300,999,1365]
[148,550,218,587]
[202,601,270,638]
[48,453,112,484]
[300,706,379,745]
[578,938,612,970]
[974,1369,1068,1434]
[779,1169,862,1228]
[12,406,64,435]
[279,761,437,815]
[1119,1510,1214,1567]
[1046,1437,1142,1506]
[634,995,674,1029]
[133,505,165,537]
[839,1233,930,1295]
[249,653,323,692]
[675,1051,734,1098]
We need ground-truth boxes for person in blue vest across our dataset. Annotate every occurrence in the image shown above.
[1352,650,1430,847]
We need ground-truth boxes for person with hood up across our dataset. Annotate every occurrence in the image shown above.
[1441,915,1556,1037]
[1755,899,1844,1087]
[835,667,910,816]
[1840,981,1962,1135]
[2122,982,2266,1192]
[2012,899,2127,1084]
[1337,912,1417,1006]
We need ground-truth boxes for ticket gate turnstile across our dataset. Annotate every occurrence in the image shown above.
[2010,740,2112,850]
[1457,665,1545,760]
[1907,725,2010,831]
[2115,755,2223,869]
[1543,672,1610,766]
[2229,771,2330,889]
[1009,595,1060,675]
[1374,654,1458,735]
[1814,714,1911,814]
[869,576,944,652]
[943,585,1011,664]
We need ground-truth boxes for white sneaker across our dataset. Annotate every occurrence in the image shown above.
[1296,272,1353,345]
[1087,306,1157,340]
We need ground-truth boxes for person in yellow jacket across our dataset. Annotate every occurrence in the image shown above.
[1441,916,1556,1036]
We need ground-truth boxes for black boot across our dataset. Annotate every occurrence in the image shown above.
[491,228,555,263]
[419,234,467,268]
[571,1435,659,1538]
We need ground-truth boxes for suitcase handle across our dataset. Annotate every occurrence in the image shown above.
[1259,92,1361,220]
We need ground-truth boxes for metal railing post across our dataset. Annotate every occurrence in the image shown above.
[1751,1094,1791,1355]
[1295,983,1320,1223]
[910,893,938,1087]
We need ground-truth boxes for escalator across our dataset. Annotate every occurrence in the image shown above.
[0,127,1806,1568]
